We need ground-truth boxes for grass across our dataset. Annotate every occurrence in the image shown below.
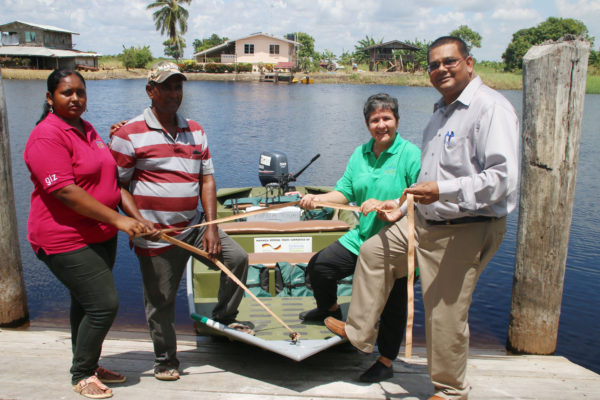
[586,73,600,94]
[2,58,599,94]
[98,55,122,69]
[475,64,523,91]
[0,68,50,80]
[98,56,174,70]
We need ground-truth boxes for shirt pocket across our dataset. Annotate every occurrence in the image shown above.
[439,135,469,173]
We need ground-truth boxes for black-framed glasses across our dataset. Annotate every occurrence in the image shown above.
[427,57,464,73]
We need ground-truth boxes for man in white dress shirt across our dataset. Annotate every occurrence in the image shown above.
[324,36,520,400]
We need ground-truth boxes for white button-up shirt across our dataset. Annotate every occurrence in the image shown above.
[414,76,520,221]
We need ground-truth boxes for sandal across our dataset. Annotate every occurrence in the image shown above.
[73,375,113,399]
[154,365,180,381]
[95,366,126,384]
[227,322,255,336]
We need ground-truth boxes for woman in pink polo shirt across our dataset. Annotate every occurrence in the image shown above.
[24,69,151,399]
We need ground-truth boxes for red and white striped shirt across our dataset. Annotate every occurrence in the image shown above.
[110,107,213,255]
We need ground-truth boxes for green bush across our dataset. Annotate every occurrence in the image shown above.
[502,17,593,71]
[178,60,203,72]
[236,63,252,72]
[120,45,153,70]
[203,63,218,73]
[197,62,252,73]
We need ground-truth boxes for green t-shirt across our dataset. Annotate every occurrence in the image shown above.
[335,133,421,255]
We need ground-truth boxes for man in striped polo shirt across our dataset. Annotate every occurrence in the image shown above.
[110,62,249,381]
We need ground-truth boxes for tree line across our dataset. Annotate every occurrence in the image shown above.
[119,1,599,74]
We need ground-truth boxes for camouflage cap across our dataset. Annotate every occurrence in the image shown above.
[147,61,187,84]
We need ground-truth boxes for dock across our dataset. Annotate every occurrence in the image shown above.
[259,71,294,83]
[1,326,599,399]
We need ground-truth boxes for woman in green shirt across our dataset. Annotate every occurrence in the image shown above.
[299,93,420,382]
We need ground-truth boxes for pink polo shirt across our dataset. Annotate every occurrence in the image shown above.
[24,113,121,255]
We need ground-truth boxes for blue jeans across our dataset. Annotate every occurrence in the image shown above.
[37,236,119,384]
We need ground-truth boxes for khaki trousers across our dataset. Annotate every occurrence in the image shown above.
[346,212,506,399]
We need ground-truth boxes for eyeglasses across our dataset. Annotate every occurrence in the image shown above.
[427,57,464,73]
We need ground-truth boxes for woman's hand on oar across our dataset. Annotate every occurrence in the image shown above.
[299,193,320,209]
[359,198,386,216]
[375,195,406,223]
[136,218,161,241]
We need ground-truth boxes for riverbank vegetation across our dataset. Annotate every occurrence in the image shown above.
[2,15,599,94]
[4,63,596,93]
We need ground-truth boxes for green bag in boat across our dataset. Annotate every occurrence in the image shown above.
[336,274,353,296]
[245,264,271,297]
[275,262,314,297]
[301,207,334,221]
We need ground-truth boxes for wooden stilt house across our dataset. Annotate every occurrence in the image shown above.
[364,40,419,72]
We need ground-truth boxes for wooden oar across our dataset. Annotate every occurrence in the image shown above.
[150,200,363,238]
[148,200,301,237]
[158,233,300,343]
[312,201,361,213]
[404,193,415,359]
[150,197,398,238]
[313,200,401,214]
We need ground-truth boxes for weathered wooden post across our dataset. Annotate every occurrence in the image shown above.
[0,67,29,327]
[507,36,589,354]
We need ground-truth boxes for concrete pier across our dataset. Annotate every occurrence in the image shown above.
[1,326,598,399]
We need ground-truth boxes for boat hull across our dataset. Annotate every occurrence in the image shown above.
[187,186,357,360]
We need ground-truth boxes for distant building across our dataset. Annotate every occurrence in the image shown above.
[193,33,299,72]
[364,40,419,72]
[0,21,100,70]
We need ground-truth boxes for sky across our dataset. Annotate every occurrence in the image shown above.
[2,0,599,62]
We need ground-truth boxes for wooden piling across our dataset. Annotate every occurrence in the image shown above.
[507,36,589,354]
[0,67,29,327]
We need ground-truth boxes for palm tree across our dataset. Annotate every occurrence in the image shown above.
[147,0,192,61]
[353,35,383,64]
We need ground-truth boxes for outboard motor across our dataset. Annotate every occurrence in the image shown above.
[259,151,289,187]
[258,151,321,203]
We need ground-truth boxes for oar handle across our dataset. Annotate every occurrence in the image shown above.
[404,193,415,359]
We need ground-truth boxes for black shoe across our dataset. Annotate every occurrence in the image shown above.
[359,360,393,383]
[299,307,343,322]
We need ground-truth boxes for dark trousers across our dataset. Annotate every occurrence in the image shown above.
[137,224,248,368]
[307,240,408,359]
[37,236,119,384]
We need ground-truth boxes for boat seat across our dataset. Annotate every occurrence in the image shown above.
[220,220,350,234]
[248,252,315,268]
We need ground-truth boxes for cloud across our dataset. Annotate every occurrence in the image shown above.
[492,8,541,21]
[1,0,598,60]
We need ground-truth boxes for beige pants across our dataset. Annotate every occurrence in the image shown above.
[346,212,506,399]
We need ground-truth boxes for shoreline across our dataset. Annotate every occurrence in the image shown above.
[0,67,523,91]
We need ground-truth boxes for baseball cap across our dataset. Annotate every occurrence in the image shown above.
[147,61,187,84]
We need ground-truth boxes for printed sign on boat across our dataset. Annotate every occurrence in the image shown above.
[254,237,312,253]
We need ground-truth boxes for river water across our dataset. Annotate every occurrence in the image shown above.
[3,78,599,373]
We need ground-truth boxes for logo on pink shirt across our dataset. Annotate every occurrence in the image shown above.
[44,174,57,186]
